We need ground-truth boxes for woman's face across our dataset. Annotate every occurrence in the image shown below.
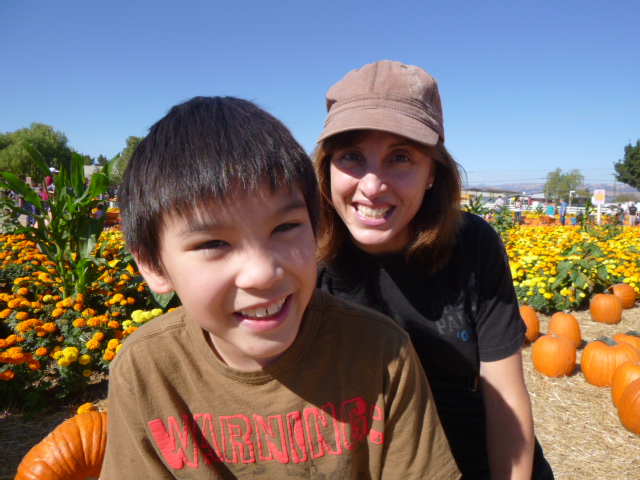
[329,130,436,255]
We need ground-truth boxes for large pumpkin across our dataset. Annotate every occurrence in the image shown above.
[589,293,623,324]
[531,334,576,378]
[618,378,640,435]
[608,283,637,309]
[548,311,581,348]
[613,331,640,352]
[611,361,640,407]
[15,411,107,480]
[519,305,539,343]
[581,337,640,387]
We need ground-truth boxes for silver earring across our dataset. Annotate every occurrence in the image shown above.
[428,183,433,188]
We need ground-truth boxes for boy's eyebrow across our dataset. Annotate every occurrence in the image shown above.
[179,198,308,236]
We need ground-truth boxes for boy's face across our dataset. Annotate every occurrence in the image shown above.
[138,187,317,370]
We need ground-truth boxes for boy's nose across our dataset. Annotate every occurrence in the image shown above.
[235,250,285,290]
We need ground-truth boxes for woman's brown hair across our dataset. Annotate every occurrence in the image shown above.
[313,130,463,274]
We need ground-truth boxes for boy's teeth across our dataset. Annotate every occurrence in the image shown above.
[357,205,390,219]
[239,297,286,319]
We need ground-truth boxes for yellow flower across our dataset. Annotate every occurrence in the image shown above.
[86,339,100,350]
[77,402,95,413]
[57,357,71,367]
[78,355,92,365]
[82,370,93,378]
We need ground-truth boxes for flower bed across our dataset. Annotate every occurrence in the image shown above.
[507,224,640,313]
[0,231,174,408]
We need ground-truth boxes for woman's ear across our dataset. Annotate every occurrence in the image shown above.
[133,254,175,295]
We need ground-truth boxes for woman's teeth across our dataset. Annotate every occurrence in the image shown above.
[238,297,286,319]
[356,205,390,219]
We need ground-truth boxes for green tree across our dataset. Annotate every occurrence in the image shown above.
[78,153,94,165]
[544,168,586,201]
[95,154,109,166]
[0,123,73,179]
[614,140,640,189]
[111,136,143,184]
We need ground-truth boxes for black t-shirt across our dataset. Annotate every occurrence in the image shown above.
[629,205,637,215]
[317,212,532,477]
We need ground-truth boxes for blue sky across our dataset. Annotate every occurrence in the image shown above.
[1,1,639,189]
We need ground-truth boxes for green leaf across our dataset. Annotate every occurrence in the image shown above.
[596,264,609,282]
[0,172,41,206]
[570,270,587,289]
[152,291,176,309]
[22,142,51,178]
[102,153,120,182]
[71,152,85,197]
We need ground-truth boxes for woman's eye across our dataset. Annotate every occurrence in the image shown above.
[390,154,411,164]
[336,151,363,166]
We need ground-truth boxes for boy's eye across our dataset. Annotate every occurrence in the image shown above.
[274,222,301,234]
[194,240,227,250]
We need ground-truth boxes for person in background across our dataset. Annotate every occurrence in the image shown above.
[545,200,555,222]
[628,202,637,226]
[513,196,523,224]
[559,199,568,226]
[494,195,505,212]
[313,60,554,479]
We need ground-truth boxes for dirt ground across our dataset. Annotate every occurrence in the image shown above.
[2,306,640,479]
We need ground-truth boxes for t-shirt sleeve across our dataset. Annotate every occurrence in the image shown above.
[100,357,176,479]
[380,339,461,479]
[472,218,525,362]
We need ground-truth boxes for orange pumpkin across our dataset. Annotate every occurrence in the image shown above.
[589,293,623,324]
[613,331,640,351]
[548,311,581,348]
[15,411,107,480]
[581,337,640,387]
[618,378,640,435]
[608,283,637,309]
[612,361,640,407]
[531,333,576,378]
[519,305,539,343]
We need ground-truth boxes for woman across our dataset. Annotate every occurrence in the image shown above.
[313,60,553,479]
[513,197,523,224]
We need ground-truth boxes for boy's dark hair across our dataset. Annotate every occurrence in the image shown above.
[119,96,319,273]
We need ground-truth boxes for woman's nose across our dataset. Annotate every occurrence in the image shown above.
[359,170,388,199]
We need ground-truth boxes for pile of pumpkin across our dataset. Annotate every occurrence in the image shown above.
[521,283,640,436]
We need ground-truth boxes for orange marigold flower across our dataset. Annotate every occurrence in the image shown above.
[0,370,16,381]
[19,300,30,308]
[73,318,87,328]
[86,339,100,350]
[15,311,29,321]
[114,331,124,340]
[111,311,121,317]
[137,285,146,292]
[73,303,83,312]
[112,293,124,303]
[126,264,135,275]
[82,308,96,318]
[7,299,21,309]
[0,308,12,319]
[93,331,105,341]
[42,322,57,333]
[51,308,64,318]
[103,276,115,284]
[108,320,120,329]
[127,297,136,305]
[87,317,101,327]
[35,347,48,356]
[27,360,41,370]
[107,339,120,350]
[119,274,130,281]
[103,351,115,361]
[17,287,29,296]
[75,293,85,303]
[123,327,138,336]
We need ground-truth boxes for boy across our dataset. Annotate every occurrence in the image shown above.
[101,96,460,479]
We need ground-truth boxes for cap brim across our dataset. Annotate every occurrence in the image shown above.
[317,108,439,147]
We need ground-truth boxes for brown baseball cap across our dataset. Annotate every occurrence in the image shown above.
[317,60,445,146]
